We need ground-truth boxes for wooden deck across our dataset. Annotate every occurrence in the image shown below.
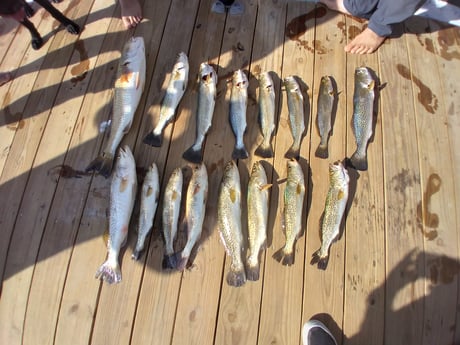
[1,0,460,344]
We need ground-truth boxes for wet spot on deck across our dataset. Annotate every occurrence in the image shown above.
[416,173,441,240]
[437,30,460,61]
[71,40,90,83]
[396,64,439,114]
[286,6,327,41]
[429,255,460,285]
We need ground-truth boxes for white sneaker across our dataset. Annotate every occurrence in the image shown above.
[302,320,338,345]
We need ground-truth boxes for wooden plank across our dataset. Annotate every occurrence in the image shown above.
[404,19,459,345]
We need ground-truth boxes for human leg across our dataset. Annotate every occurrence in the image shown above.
[119,0,142,29]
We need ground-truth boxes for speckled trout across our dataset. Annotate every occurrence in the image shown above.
[350,67,375,171]
[229,69,249,160]
[144,52,189,147]
[255,71,276,158]
[311,161,349,270]
[284,76,305,160]
[218,160,246,287]
[315,76,334,159]
[95,146,137,284]
[86,37,146,178]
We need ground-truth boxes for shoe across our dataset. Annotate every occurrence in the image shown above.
[302,320,337,345]
[211,1,226,14]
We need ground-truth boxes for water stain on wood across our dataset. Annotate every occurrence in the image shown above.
[416,36,436,55]
[396,64,439,114]
[348,25,362,41]
[7,119,25,131]
[285,6,327,41]
[337,21,346,43]
[416,173,441,240]
[429,255,460,285]
[437,29,460,61]
[48,164,92,179]
[71,40,90,83]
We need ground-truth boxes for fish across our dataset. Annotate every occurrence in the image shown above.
[144,52,189,147]
[315,76,334,159]
[132,162,160,260]
[173,163,208,270]
[273,158,305,266]
[284,76,305,160]
[161,167,183,269]
[311,161,349,270]
[183,63,218,163]
[229,69,249,160]
[95,145,138,284]
[246,161,271,280]
[350,67,375,171]
[254,71,276,158]
[218,160,246,286]
[86,37,146,178]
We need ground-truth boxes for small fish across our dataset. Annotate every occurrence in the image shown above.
[162,167,183,269]
[229,69,249,160]
[95,146,138,284]
[86,37,146,178]
[284,76,305,160]
[174,163,208,270]
[218,160,246,286]
[144,52,189,147]
[350,67,375,171]
[311,161,349,270]
[315,76,334,159]
[254,72,276,158]
[273,158,305,266]
[246,161,271,280]
[183,63,218,163]
[132,163,160,260]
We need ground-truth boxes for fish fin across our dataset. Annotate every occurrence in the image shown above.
[245,264,260,281]
[85,154,114,178]
[162,254,177,269]
[260,183,272,191]
[272,247,295,266]
[254,142,274,158]
[182,146,203,163]
[315,144,329,159]
[135,72,140,90]
[173,252,189,271]
[310,249,329,270]
[143,131,163,147]
[350,151,368,171]
[284,146,300,160]
[226,269,246,287]
[368,80,375,90]
[232,146,249,160]
[95,260,121,284]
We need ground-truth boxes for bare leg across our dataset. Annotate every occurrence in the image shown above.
[0,72,13,87]
[119,0,142,29]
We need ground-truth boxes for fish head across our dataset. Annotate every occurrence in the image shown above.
[199,63,217,85]
[329,161,350,185]
[284,76,300,93]
[121,36,145,64]
[258,72,274,91]
[222,160,239,184]
[320,75,333,94]
[145,162,159,182]
[355,67,374,89]
[115,145,136,178]
[174,52,189,74]
[232,69,248,90]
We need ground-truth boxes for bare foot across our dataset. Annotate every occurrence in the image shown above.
[119,0,142,29]
[345,27,385,54]
[0,72,12,86]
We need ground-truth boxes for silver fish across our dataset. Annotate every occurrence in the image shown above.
[144,52,189,147]
[311,161,349,270]
[174,163,208,270]
[350,67,375,171]
[162,167,183,269]
[254,72,276,158]
[183,63,218,163]
[132,162,160,260]
[315,76,334,159]
[96,145,138,284]
[87,37,146,178]
[246,161,271,280]
[218,160,246,286]
[273,158,305,266]
[284,76,305,160]
[229,69,249,160]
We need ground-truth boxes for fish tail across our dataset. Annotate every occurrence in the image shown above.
[315,143,329,159]
[226,269,246,287]
[131,249,142,261]
[254,142,274,158]
[272,246,295,266]
[86,154,114,178]
[310,249,329,270]
[143,131,163,147]
[284,145,300,160]
[245,263,260,281]
[173,251,189,271]
[162,254,177,269]
[95,260,121,284]
[182,145,203,163]
[232,145,249,160]
[350,151,368,171]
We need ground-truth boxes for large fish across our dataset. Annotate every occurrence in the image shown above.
[132,162,160,260]
[246,161,271,280]
[273,158,305,266]
[174,163,208,270]
[229,69,249,160]
[254,71,276,158]
[218,160,246,287]
[144,52,189,147]
[315,75,334,159]
[183,63,217,163]
[95,146,138,284]
[350,67,375,171]
[284,76,305,160]
[162,167,183,269]
[86,37,146,178]
[311,161,349,270]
